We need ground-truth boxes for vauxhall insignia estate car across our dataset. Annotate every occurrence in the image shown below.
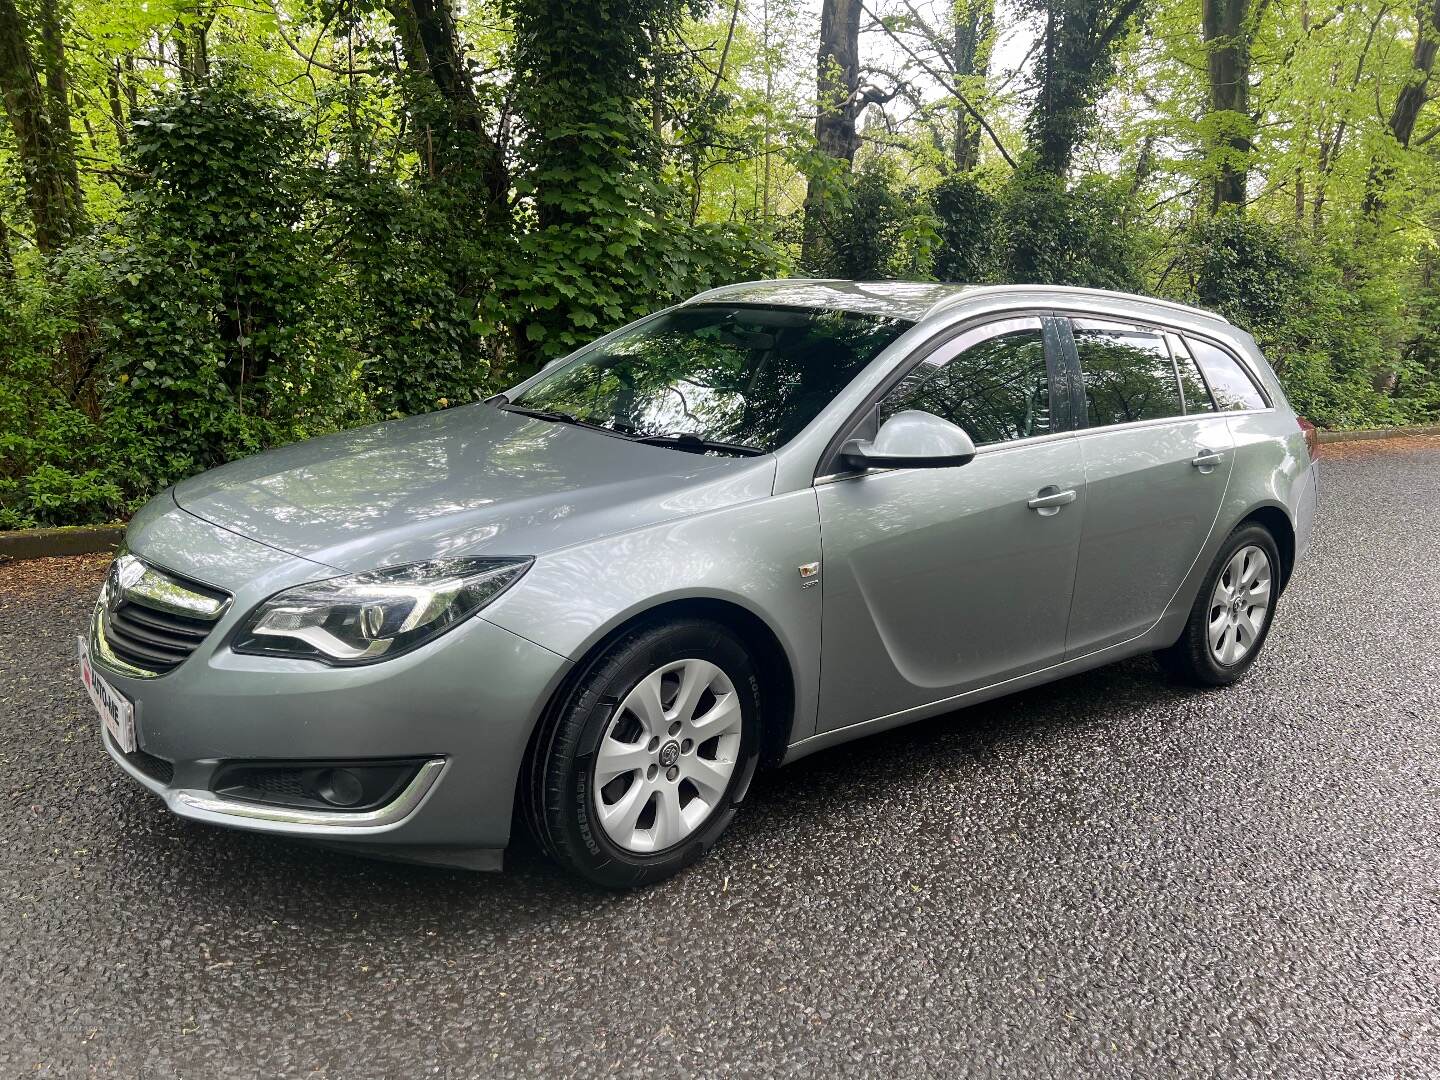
[82,280,1318,887]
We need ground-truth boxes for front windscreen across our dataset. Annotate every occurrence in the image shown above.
[513,305,911,453]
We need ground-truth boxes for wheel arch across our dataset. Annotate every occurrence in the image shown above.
[523,594,800,777]
[1237,503,1296,593]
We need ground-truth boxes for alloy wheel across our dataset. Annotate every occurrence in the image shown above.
[591,658,743,853]
[1207,544,1272,666]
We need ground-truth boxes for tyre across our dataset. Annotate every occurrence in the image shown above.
[524,618,762,889]
[1156,523,1282,687]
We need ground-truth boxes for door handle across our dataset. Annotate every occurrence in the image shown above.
[1027,487,1077,515]
[1191,448,1224,470]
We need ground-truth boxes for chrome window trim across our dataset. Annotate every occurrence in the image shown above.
[1046,302,1274,410]
[1050,307,1279,429]
[1067,409,1267,442]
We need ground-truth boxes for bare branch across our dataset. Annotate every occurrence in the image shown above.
[858,0,1016,168]
[262,0,382,76]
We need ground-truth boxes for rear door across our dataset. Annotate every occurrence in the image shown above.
[815,315,1086,732]
[1060,317,1235,657]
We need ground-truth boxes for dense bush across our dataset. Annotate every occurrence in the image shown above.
[1175,214,1437,427]
[926,163,1148,290]
[932,173,997,283]
[993,162,1147,291]
[0,81,774,529]
[0,252,118,528]
[810,160,939,279]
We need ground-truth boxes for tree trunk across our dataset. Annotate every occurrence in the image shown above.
[1362,0,1440,218]
[107,59,126,150]
[0,0,85,253]
[173,6,211,89]
[951,0,992,171]
[802,0,862,268]
[1202,0,1253,211]
[0,214,15,283]
[388,0,509,222]
[1025,0,1146,177]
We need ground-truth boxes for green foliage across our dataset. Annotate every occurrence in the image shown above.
[0,52,774,528]
[0,250,119,528]
[993,162,1146,290]
[1183,213,1307,334]
[813,160,939,279]
[1017,0,1149,175]
[1175,214,1430,428]
[932,173,998,283]
[318,165,487,418]
[98,85,337,494]
[503,0,775,364]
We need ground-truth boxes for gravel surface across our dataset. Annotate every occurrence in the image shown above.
[2,439,1438,1078]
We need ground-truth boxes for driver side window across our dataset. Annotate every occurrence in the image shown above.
[878,317,1052,446]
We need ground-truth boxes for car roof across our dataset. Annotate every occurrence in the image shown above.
[684,279,1231,328]
[684,279,973,321]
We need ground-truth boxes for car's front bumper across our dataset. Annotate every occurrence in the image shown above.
[92,578,572,870]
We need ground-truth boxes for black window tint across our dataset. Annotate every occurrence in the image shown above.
[1167,334,1216,413]
[1187,337,1266,411]
[1072,320,1183,426]
[880,319,1051,445]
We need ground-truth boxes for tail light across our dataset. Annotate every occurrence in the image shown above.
[1296,416,1319,461]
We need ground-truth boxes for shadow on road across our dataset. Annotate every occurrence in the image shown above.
[99,650,1205,931]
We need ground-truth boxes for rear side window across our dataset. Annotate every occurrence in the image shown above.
[1166,334,1217,413]
[879,317,1052,445]
[1186,337,1268,411]
[1071,319,1183,426]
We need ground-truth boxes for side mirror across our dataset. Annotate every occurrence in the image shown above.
[840,410,977,471]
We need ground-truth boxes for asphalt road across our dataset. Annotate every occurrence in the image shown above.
[2,438,1438,1079]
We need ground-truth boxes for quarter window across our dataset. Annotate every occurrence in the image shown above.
[1071,319,1183,426]
[879,318,1052,445]
[1187,337,1267,411]
[1166,334,1217,413]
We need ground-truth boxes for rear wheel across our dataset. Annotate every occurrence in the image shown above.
[524,619,762,889]
[1157,523,1281,687]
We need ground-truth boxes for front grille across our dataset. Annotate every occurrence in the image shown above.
[93,555,230,677]
[101,600,217,674]
[124,748,175,785]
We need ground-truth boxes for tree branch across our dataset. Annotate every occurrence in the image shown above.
[858,0,1015,168]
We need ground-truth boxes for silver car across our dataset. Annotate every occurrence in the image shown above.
[82,280,1318,887]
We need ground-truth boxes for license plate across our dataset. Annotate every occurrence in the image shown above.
[78,636,136,754]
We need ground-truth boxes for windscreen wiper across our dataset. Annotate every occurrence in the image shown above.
[630,432,765,457]
[499,403,615,434]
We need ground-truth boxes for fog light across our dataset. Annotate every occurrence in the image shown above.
[315,768,365,807]
[211,759,429,812]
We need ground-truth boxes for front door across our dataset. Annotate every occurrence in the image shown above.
[1060,318,1236,657]
[816,316,1086,733]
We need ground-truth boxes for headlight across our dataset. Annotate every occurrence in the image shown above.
[233,557,532,665]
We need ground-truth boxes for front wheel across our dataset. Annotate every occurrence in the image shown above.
[1156,523,1281,687]
[523,619,762,889]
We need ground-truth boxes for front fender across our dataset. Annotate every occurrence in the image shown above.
[480,489,824,745]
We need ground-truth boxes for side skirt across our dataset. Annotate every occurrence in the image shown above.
[780,627,1171,766]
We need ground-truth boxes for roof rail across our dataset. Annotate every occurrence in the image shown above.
[682,278,846,304]
[922,284,1230,325]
